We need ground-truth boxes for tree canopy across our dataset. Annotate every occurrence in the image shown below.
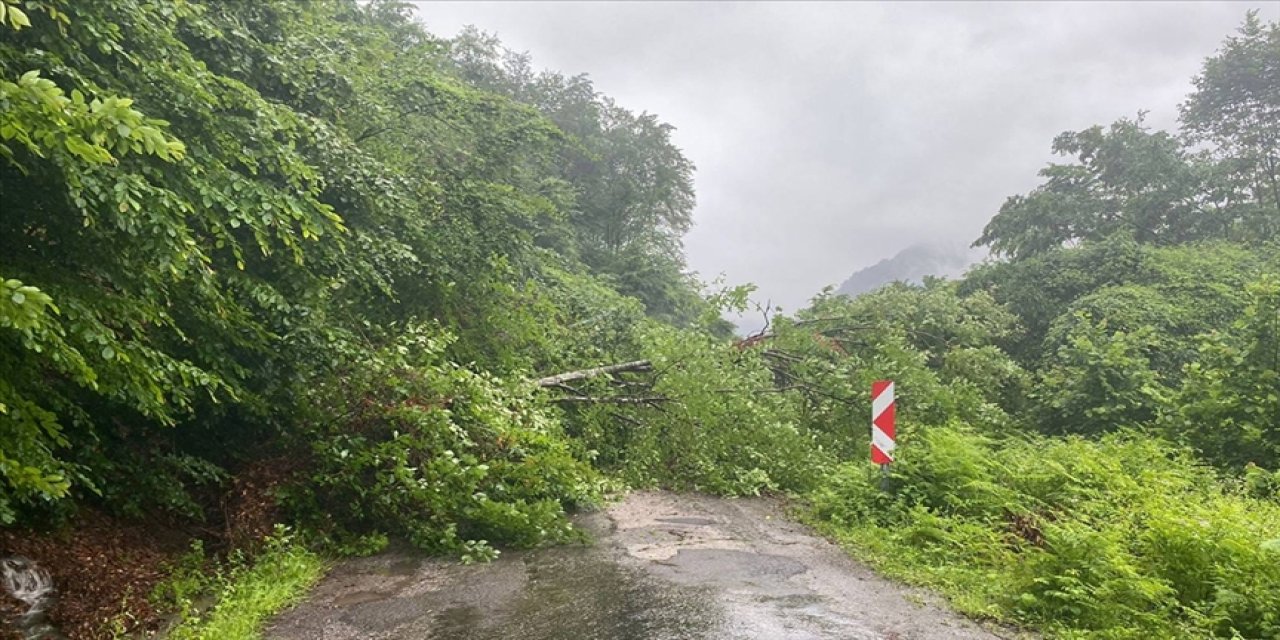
[977,14,1279,259]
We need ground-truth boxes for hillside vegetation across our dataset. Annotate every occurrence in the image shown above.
[1,2,1277,639]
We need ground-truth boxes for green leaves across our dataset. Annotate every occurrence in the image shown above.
[809,427,1280,638]
[0,376,75,523]
[0,70,186,166]
[284,325,603,556]
[0,1,32,31]
[1163,276,1280,469]
[0,0,358,517]
[1,279,52,325]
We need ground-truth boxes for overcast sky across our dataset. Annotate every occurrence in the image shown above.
[410,1,1274,314]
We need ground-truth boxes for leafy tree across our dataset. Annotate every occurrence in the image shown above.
[962,237,1152,362]
[1165,277,1280,469]
[0,0,696,528]
[447,27,701,324]
[976,119,1203,260]
[1180,11,1280,240]
[977,14,1280,260]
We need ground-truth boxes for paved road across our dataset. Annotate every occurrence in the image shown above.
[267,492,1016,640]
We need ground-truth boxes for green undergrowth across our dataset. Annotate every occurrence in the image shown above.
[155,527,326,640]
[804,426,1280,639]
[565,319,837,497]
[280,326,610,560]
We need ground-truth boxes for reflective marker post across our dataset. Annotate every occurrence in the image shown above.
[871,380,895,491]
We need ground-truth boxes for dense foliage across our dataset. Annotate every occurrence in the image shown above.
[283,327,605,558]
[0,0,701,542]
[811,431,1280,638]
[792,14,1280,639]
[1,2,1277,639]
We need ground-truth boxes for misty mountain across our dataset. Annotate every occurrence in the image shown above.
[836,243,982,297]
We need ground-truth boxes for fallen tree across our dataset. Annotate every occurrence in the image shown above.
[535,360,652,387]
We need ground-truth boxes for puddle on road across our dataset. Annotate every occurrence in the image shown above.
[426,543,721,640]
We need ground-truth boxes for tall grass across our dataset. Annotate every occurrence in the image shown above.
[806,426,1280,639]
[163,529,326,640]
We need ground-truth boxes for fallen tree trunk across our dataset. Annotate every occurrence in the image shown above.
[552,396,668,404]
[535,360,652,387]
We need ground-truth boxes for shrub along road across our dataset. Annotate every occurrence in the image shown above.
[265,492,1016,640]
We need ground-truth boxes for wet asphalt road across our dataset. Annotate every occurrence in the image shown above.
[266,492,1016,640]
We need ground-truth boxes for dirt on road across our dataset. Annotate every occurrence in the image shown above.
[266,492,1018,640]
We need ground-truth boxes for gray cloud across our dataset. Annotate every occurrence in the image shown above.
[410,1,1274,313]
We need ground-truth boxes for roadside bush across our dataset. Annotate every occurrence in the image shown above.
[281,326,606,560]
[1163,276,1280,470]
[808,426,1280,638]
[564,322,832,496]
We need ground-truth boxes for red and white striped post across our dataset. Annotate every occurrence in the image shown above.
[871,380,895,488]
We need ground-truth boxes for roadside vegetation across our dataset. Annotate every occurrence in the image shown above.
[0,1,1276,638]
[157,529,323,640]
